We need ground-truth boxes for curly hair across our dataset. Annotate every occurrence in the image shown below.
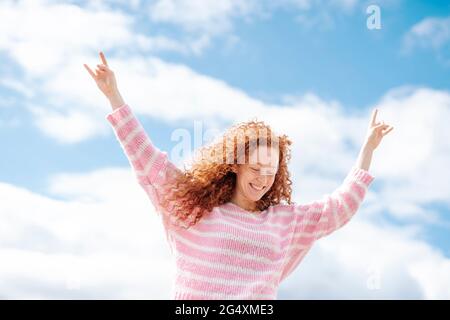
[157,118,294,229]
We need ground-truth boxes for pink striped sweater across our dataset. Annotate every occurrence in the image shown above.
[106,103,375,300]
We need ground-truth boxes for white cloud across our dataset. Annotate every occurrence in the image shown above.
[0,0,225,141]
[403,15,450,65]
[367,87,450,222]
[0,78,34,98]
[1,0,449,298]
[28,103,108,143]
[148,0,261,36]
[279,217,450,299]
[26,44,450,227]
[405,16,450,49]
[0,0,201,77]
[1,159,449,298]
[283,0,361,30]
[0,170,176,299]
[2,0,449,225]
[2,68,450,298]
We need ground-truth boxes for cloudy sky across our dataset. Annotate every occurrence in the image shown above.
[1,0,449,299]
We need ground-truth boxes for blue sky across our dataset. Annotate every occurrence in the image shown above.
[1,0,450,299]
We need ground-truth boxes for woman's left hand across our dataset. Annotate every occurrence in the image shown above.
[364,108,394,151]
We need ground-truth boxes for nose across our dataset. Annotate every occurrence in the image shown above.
[255,175,268,185]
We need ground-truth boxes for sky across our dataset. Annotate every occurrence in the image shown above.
[0,0,450,299]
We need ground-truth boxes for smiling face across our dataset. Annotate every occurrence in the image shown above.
[230,144,279,211]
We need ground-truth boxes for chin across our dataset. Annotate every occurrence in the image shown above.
[246,193,263,202]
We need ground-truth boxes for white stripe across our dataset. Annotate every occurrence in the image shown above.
[114,112,134,129]
[292,230,323,239]
[222,206,297,219]
[176,250,283,277]
[312,186,363,239]
[114,112,164,177]
[281,247,311,280]
[129,139,151,162]
[122,125,142,146]
[183,227,284,253]
[200,216,296,237]
[336,187,361,224]
[221,207,267,220]
[171,231,281,266]
[137,148,162,177]
[120,123,161,178]
[174,284,275,300]
[353,179,369,192]
[187,219,325,248]
[289,243,312,252]
[219,207,328,229]
[176,269,278,290]
[342,188,359,221]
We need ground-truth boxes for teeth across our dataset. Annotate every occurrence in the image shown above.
[250,183,264,191]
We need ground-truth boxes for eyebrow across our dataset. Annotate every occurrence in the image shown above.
[251,162,278,168]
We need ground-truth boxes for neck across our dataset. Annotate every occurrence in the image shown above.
[230,193,259,212]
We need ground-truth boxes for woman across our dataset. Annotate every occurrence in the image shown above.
[84,52,394,300]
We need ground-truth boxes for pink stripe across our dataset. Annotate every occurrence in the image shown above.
[177,229,285,261]
[174,291,211,300]
[106,104,130,126]
[115,117,139,140]
[175,237,283,271]
[297,221,330,234]
[343,188,360,212]
[123,131,152,155]
[192,219,281,241]
[124,133,154,155]
[281,233,315,248]
[193,215,320,251]
[350,182,366,199]
[221,210,295,233]
[217,213,284,232]
[176,274,274,295]
[177,255,278,284]
[128,144,160,170]
[280,248,311,281]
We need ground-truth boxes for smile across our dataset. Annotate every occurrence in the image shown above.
[249,183,265,191]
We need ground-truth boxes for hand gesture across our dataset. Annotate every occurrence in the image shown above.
[84,52,119,98]
[365,108,394,150]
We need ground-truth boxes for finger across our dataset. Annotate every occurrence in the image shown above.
[99,51,108,66]
[83,64,96,79]
[97,64,107,71]
[382,126,394,136]
[374,123,387,130]
[371,109,378,126]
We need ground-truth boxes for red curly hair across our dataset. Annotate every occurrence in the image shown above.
[157,118,293,229]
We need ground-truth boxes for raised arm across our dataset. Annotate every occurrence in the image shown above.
[84,51,179,186]
[279,165,374,283]
[293,165,374,241]
[105,104,172,186]
[293,108,393,241]
[84,52,183,239]
[280,109,394,281]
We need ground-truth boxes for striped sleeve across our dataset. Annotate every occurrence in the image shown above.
[106,104,183,238]
[293,166,374,241]
[105,103,170,186]
[279,166,374,282]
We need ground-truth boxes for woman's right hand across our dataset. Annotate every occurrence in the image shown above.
[84,51,119,99]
